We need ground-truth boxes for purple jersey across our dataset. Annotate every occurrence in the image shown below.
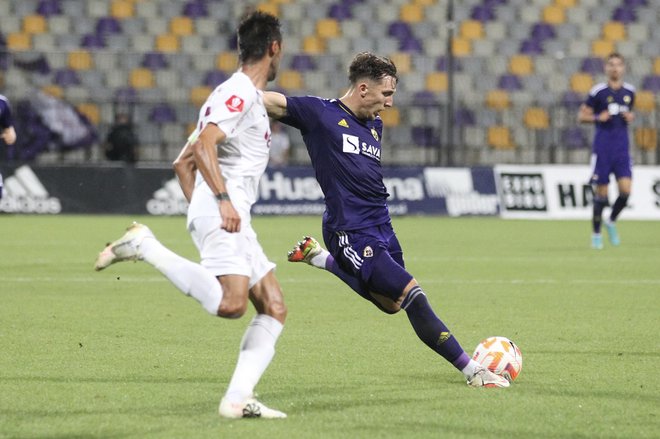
[585,82,635,155]
[280,96,390,231]
[0,94,14,131]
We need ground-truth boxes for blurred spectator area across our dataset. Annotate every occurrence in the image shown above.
[0,0,658,165]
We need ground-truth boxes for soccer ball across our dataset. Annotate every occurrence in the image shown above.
[472,336,523,383]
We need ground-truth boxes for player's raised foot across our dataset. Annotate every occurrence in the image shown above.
[604,221,620,246]
[287,236,322,264]
[591,234,604,250]
[94,222,154,271]
[219,397,287,419]
[467,367,510,388]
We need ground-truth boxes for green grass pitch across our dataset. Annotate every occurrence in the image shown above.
[1,214,658,438]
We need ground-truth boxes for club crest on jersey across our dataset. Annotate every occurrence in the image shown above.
[371,128,379,141]
[225,95,244,112]
[338,118,349,128]
[363,246,373,258]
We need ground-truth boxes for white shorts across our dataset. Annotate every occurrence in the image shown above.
[188,216,276,288]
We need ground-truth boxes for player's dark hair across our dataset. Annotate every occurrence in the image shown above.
[237,11,282,64]
[607,52,625,63]
[348,52,398,84]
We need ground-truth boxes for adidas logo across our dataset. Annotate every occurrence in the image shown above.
[338,118,349,128]
[146,177,188,215]
[0,165,61,214]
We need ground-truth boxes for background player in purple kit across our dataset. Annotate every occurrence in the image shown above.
[0,94,18,200]
[578,52,635,249]
[264,52,509,388]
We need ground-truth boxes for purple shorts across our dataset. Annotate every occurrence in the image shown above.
[590,151,632,186]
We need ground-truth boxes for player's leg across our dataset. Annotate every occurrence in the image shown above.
[590,153,610,249]
[94,222,223,314]
[604,156,632,245]
[219,233,287,419]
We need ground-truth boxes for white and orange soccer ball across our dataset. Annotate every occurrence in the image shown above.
[472,336,523,383]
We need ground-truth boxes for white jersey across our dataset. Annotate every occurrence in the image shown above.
[187,71,271,224]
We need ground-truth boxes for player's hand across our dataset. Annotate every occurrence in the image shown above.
[219,200,241,233]
[622,111,634,123]
[596,110,610,122]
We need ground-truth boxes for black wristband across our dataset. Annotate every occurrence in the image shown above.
[215,192,230,202]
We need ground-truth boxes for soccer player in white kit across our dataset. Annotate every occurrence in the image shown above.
[95,12,288,419]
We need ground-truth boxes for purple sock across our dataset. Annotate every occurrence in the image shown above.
[610,193,629,221]
[592,196,607,233]
[402,287,468,370]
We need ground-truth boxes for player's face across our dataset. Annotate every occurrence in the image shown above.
[267,40,282,82]
[605,56,625,82]
[361,75,397,120]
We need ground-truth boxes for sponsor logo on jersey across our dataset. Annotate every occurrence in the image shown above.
[146,178,188,215]
[225,95,244,113]
[363,246,373,258]
[338,118,349,128]
[0,165,61,214]
[342,134,360,154]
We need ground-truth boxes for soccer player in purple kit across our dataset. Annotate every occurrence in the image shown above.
[0,94,18,200]
[578,52,635,249]
[264,52,509,388]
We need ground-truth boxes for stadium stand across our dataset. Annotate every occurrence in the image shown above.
[0,0,657,165]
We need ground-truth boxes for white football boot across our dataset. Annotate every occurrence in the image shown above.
[219,397,287,419]
[94,222,154,271]
[467,367,510,388]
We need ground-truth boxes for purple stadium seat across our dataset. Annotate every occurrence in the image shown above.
[471,5,495,22]
[54,68,81,86]
[290,54,316,71]
[623,0,647,6]
[562,91,583,107]
[436,56,462,72]
[531,23,556,41]
[149,104,177,124]
[484,0,507,6]
[562,127,588,149]
[411,126,439,147]
[454,108,475,126]
[141,52,169,69]
[411,90,438,107]
[96,17,122,36]
[520,39,544,55]
[36,0,62,16]
[81,33,106,49]
[498,74,522,90]
[612,7,637,23]
[328,3,352,19]
[388,21,412,39]
[183,1,209,18]
[204,70,228,87]
[642,75,660,93]
[581,57,604,74]
[399,36,423,53]
[115,87,138,103]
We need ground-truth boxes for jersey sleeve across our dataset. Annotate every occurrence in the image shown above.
[200,84,256,139]
[279,96,324,134]
[0,98,13,129]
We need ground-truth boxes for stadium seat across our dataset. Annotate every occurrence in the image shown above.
[23,15,48,34]
[460,20,484,40]
[54,68,81,86]
[542,5,565,24]
[562,126,588,149]
[142,52,169,70]
[486,89,511,110]
[653,57,660,75]
[96,17,122,37]
[77,103,100,125]
[216,51,237,72]
[411,126,439,147]
[303,35,325,54]
[451,38,471,57]
[37,0,62,16]
[556,0,577,7]
[277,70,303,90]
[634,90,656,113]
[642,75,660,92]
[603,21,626,41]
[509,55,534,76]
[183,1,209,18]
[592,39,615,58]
[425,72,448,93]
[149,103,177,124]
[570,72,593,94]
[316,18,340,39]
[487,125,514,149]
[289,54,316,72]
[170,16,194,36]
[190,85,211,106]
[7,33,32,51]
[380,107,400,127]
[256,3,279,17]
[523,107,550,130]
[110,0,135,19]
[156,34,180,52]
[634,127,657,150]
[130,68,154,88]
[498,74,523,91]
[581,57,604,74]
[67,50,93,70]
[389,52,411,74]
[400,4,423,23]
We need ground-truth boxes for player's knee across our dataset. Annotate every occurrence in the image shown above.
[369,292,401,314]
[217,295,249,318]
[265,299,287,322]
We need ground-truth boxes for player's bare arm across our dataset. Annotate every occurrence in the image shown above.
[263,91,288,119]
[173,141,196,202]
[191,123,242,233]
[578,104,609,123]
[1,126,16,145]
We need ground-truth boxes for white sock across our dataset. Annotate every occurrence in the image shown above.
[139,237,222,315]
[224,314,284,403]
[461,359,481,378]
[310,249,330,269]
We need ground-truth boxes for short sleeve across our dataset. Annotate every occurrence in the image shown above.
[280,96,325,134]
[200,84,256,139]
